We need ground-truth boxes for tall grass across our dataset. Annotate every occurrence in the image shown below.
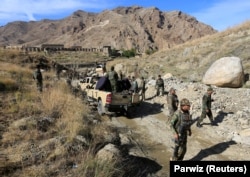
[40,81,89,140]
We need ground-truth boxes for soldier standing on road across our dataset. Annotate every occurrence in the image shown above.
[33,65,43,92]
[167,88,179,119]
[196,86,215,127]
[156,75,164,96]
[106,66,119,92]
[170,98,192,161]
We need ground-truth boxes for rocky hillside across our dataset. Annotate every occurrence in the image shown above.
[106,21,250,84]
[0,6,216,52]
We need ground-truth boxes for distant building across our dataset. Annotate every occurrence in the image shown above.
[103,46,111,56]
[41,44,64,50]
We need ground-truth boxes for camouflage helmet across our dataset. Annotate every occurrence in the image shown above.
[180,98,191,106]
[207,86,214,92]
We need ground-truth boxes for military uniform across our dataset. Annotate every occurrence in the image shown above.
[33,66,43,92]
[130,77,138,93]
[107,67,119,92]
[197,87,214,127]
[167,88,179,118]
[170,98,192,161]
[141,77,146,101]
[156,75,164,96]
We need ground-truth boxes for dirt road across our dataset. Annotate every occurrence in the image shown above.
[105,90,250,176]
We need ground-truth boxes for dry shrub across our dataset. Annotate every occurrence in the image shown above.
[0,78,18,91]
[40,81,89,140]
[0,62,33,91]
[72,153,121,177]
[16,166,47,177]
[0,50,21,61]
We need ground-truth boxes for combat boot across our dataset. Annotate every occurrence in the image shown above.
[196,122,202,128]
[210,121,217,126]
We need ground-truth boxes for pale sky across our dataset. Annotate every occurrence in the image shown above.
[1,0,250,31]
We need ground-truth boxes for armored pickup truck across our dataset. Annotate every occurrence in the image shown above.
[79,76,140,117]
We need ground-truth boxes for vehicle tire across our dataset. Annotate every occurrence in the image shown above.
[97,100,104,116]
[124,107,132,118]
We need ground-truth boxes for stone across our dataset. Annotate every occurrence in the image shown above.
[96,143,121,161]
[202,57,244,88]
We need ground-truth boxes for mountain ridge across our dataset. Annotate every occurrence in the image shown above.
[0,6,217,52]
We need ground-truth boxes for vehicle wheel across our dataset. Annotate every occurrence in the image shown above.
[97,100,104,116]
[124,107,132,118]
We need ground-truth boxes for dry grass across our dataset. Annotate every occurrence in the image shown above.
[40,82,88,140]
[0,62,33,91]
[0,55,120,177]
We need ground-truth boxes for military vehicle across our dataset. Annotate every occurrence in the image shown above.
[78,76,141,117]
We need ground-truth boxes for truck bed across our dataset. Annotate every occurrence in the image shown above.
[81,76,141,117]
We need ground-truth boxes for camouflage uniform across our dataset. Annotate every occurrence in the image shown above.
[141,77,146,101]
[55,64,61,80]
[167,88,179,118]
[197,87,214,127]
[170,98,192,161]
[130,76,138,93]
[156,75,164,96]
[33,66,43,92]
[107,66,119,92]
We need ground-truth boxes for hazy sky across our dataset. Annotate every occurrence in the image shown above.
[1,0,250,31]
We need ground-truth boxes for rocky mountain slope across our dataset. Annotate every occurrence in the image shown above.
[105,21,250,84]
[1,18,250,176]
[0,6,216,52]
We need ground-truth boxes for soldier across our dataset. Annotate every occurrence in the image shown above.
[141,76,146,101]
[33,65,43,92]
[170,98,192,161]
[130,76,138,93]
[156,75,164,96]
[167,88,179,119]
[196,86,215,127]
[106,66,119,92]
[54,63,61,80]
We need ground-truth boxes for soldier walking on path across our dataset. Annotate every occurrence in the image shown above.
[106,66,119,92]
[167,88,179,120]
[196,86,215,128]
[170,98,192,161]
[156,75,164,96]
[33,65,43,92]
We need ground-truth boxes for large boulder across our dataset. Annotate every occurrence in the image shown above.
[202,57,244,88]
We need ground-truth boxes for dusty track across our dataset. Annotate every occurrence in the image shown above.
[104,93,250,176]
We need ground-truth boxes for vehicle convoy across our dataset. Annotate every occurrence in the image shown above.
[78,76,141,117]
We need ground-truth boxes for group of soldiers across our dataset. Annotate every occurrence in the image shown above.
[105,66,146,100]
[106,67,216,161]
[167,86,215,161]
[33,64,215,162]
[33,62,81,93]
